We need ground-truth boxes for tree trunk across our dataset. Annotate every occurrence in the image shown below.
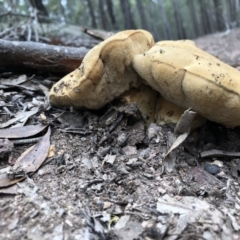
[120,0,136,29]
[29,0,48,16]
[148,1,162,40]
[213,0,226,31]
[158,0,173,39]
[99,0,110,30]
[136,0,149,30]
[199,0,211,34]
[106,0,119,29]
[172,0,186,39]
[86,0,97,28]
[228,0,238,27]
[187,0,200,37]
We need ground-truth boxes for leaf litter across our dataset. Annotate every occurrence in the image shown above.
[0,124,47,138]
[0,127,51,188]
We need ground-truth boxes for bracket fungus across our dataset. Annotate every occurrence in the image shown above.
[50,30,240,128]
[49,29,154,109]
[133,40,240,127]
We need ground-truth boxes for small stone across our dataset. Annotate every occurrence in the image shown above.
[122,146,137,156]
[103,202,112,209]
[204,162,220,175]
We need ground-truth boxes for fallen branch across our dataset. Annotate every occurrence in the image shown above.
[0,39,89,74]
[82,27,113,40]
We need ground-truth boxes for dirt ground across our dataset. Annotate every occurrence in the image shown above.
[1,29,240,240]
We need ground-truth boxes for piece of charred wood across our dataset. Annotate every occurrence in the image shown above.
[0,39,89,74]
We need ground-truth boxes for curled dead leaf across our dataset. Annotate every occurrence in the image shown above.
[13,127,51,173]
[0,124,47,139]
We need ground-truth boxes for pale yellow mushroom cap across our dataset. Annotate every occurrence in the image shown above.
[50,30,154,109]
[133,40,240,127]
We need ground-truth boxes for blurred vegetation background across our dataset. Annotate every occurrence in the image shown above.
[0,0,240,42]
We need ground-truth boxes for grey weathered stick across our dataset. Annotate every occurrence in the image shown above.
[200,149,240,158]
[82,27,113,40]
[0,39,89,74]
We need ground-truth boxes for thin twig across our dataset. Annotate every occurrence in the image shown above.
[11,137,41,145]
[0,11,31,18]
[2,107,14,117]
[83,179,104,191]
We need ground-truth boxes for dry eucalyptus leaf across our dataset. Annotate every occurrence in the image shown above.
[0,108,39,128]
[0,75,27,86]
[0,124,47,138]
[0,173,25,188]
[17,80,43,92]
[164,109,196,162]
[165,132,188,158]
[0,81,36,92]
[174,109,196,135]
[13,127,51,173]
